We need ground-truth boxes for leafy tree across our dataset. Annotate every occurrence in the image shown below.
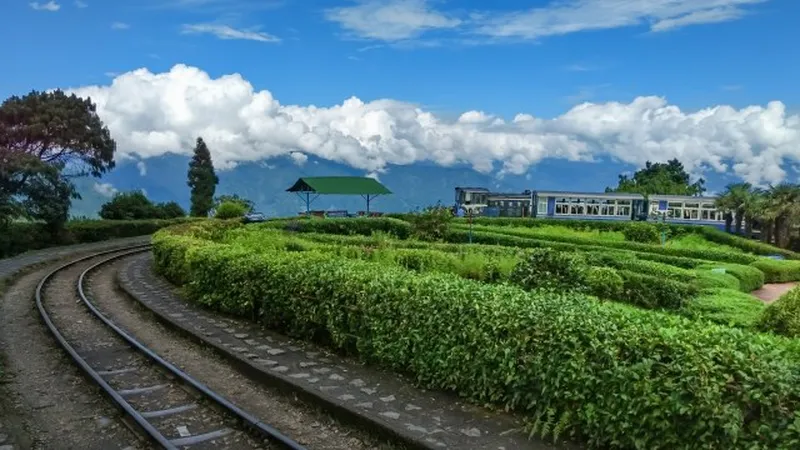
[156,201,186,219]
[214,201,247,219]
[0,90,115,230]
[187,137,218,217]
[606,159,705,196]
[715,183,753,235]
[763,184,800,249]
[214,194,254,213]
[99,191,158,220]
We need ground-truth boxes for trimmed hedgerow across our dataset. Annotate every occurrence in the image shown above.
[154,230,800,449]
[262,217,413,239]
[750,259,800,283]
[0,218,197,258]
[510,248,589,293]
[758,287,800,337]
[616,270,697,310]
[681,288,766,329]
[584,267,624,300]
[622,222,660,244]
[697,263,766,292]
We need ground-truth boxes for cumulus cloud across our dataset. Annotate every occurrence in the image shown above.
[136,161,147,176]
[473,0,767,40]
[181,24,280,42]
[111,22,130,30]
[325,0,461,41]
[289,152,308,166]
[93,182,118,197]
[67,64,800,186]
[74,1,87,7]
[30,1,60,11]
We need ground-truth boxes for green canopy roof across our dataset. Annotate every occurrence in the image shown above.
[286,177,392,195]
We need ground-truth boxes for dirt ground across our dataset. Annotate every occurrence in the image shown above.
[751,282,798,304]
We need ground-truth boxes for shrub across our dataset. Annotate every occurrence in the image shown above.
[99,191,183,220]
[584,267,624,300]
[697,263,765,292]
[617,270,697,309]
[750,259,800,283]
[156,201,186,219]
[758,287,800,337]
[622,222,660,244]
[154,230,800,449]
[214,201,247,219]
[269,217,413,239]
[409,204,453,241]
[682,288,765,329]
[510,248,588,293]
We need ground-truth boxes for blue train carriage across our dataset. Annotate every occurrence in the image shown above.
[454,187,533,217]
[646,194,727,230]
[531,191,646,221]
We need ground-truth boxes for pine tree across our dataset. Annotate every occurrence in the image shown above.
[187,137,218,217]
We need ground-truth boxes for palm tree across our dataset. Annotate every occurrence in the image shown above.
[763,184,800,249]
[715,183,752,235]
[741,187,765,239]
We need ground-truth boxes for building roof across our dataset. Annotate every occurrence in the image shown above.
[648,194,718,202]
[534,191,645,200]
[286,177,392,195]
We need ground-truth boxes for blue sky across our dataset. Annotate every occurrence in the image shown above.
[3,0,800,191]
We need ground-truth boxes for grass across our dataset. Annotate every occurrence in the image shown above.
[665,233,744,254]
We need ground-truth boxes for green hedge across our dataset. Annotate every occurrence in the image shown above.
[153,230,800,449]
[455,217,799,260]
[457,224,758,265]
[750,259,800,283]
[262,217,412,239]
[616,270,697,309]
[0,218,197,258]
[758,287,800,337]
[697,263,766,292]
[682,288,766,329]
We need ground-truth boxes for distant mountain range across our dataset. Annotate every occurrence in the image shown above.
[70,153,763,218]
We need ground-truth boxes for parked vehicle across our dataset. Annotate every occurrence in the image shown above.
[242,212,267,223]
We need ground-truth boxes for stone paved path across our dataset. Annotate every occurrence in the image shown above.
[119,253,576,450]
[752,282,798,304]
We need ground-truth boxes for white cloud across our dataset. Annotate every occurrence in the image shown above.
[181,24,280,42]
[289,152,308,166]
[136,161,147,176]
[68,64,800,186]
[104,72,119,78]
[93,182,118,197]
[74,0,87,7]
[474,0,767,40]
[30,1,60,11]
[325,0,461,41]
[111,22,131,30]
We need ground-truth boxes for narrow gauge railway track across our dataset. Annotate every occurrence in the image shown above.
[35,245,308,450]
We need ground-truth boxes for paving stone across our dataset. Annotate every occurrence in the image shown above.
[234,333,249,339]
[380,395,396,403]
[289,373,310,379]
[312,367,331,374]
[406,424,428,434]
[244,339,259,346]
[355,402,373,409]
[461,427,481,437]
[349,378,366,387]
[287,345,301,351]
[380,411,400,420]
[318,385,338,392]
[256,345,271,351]
[267,348,285,356]
[0,445,14,450]
[338,394,355,401]
[0,434,7,444]
[232,347,248,353]
[361,388,377,395]
[271,366,289,373]
[245,353,259,359]
[329,374,345,381]
[306,378,319,383]
[405,404,422,411]
[299,361,317,368]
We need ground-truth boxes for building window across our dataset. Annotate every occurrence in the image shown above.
[537,198,548,215]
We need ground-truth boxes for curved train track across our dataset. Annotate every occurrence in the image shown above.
[35,245,308,450]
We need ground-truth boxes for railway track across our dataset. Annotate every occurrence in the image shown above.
[35,245,308,450]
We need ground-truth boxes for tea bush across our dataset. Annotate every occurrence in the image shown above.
[758,287,800,337]
[622,222,660,244]
[510,248,589,293]
[154,230,800,449]
[682,288,765,329]
[750,259,800,283]
[584,267,624,300]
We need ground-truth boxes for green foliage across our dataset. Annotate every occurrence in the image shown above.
[758,287,800,337]
[606,158,706,196]
[0,218,193,258]
[697,263,765,292]
[99,191,185,220]
[682,288,765,329]
[154,228,800,449]
[187,137,218,217]
[622,221,660,244]
[268,217,413,239]
[510,248,589,293]
[750,259,800,283]
[616,270,697,309]
[215,194,255,213]
[584,266,624,300]
[214,201,247,219]
[409,203,453,241]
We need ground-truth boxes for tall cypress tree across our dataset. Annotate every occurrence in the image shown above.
[187,137,218,217]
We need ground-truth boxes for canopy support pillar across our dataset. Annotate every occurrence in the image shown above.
[295,192,320,214]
